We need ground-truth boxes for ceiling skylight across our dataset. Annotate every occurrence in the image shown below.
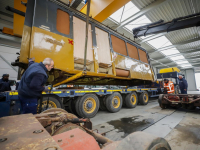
[147,36,172,49]
[110,2,140,23]
[170,55,185,61]
[180,64,192,68]
[125,15,151,31]
[161,48,180,56]
[176,60,189,64]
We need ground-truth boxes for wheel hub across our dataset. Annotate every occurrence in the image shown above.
[132,97,135,102]
[114,99,118,105]
[144,95,147,100]
[87,102,93,109]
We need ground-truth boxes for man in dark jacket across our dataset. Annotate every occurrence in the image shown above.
[18,58,54,114]
[179,75,188,94]
[0,74,11,92]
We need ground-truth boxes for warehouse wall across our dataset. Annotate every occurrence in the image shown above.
[0,45,20,80]
[181,69,197,91]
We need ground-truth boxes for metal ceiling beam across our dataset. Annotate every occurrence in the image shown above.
[0,54,17,72]
[149,37,200,54]
[176,58,199,62]
[151,48,200,61]
[153,62,176,67]
[0,33,21,43]
[153,60,200,67]
[113,0,169,30]
[133,12,200,38]
[140,33,166,43]
[0,11,13,18]
[180,48,200,53]
[150,58,170,68]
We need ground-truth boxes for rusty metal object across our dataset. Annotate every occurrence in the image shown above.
[83,127,113,145]
[159,94,200,109]
[52,123,85,136]
[35,108,93,135]
[41,108,69,113]
[0,114,61,150]
[53,128,100,150]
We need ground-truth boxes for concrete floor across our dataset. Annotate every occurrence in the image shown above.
[91,98,200,149]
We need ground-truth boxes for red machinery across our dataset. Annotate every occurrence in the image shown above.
[158,94,200,110]
[0,108,171,150]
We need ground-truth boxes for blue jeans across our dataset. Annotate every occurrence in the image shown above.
[180,89,187,94]
[19,96,38,114]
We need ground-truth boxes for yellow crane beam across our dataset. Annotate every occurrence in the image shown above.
[80,0,130,22]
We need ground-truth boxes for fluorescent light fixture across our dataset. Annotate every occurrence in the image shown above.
[110,2,140,23]
[148,36,172,49]
[170,55,185,61]
[161,48,180,56]
[176,60,189,64]
[180,64,192,67]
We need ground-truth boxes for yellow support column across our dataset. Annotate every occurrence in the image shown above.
[80,0,130,22]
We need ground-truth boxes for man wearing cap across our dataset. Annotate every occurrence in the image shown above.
[18,58,54,114]
[0,74,11,92]
[178,75,188,94]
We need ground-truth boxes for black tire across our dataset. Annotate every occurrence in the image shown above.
[158,94,164,105]
[99,96,107,111]
[122,94,127,107]
[138,91,149,105]
[69,98,79,117]
[124,92,138,108]
[111,131,171,150]
[37,96,62,113]
[75,94,99,118]
[105,92,122,113]
[158,94,168,109]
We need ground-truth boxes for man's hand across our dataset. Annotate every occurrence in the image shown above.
[184,89,186,91]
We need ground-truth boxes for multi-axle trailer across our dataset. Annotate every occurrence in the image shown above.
[0,87,158,118]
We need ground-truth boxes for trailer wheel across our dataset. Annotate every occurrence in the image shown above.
[37,96,62,113]
[138,91,149,105]
[69,98,79,117]
[103,131,171,150]
[75,94,99,118]
[105,92,122,113]
[158,94,168,109]
[124,92,138,108]
[99,96,107,111]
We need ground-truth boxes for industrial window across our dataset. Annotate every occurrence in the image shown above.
[138,49,148,63]
[127,43,139,60]
[56,9,70,35]
[111,35,127,56]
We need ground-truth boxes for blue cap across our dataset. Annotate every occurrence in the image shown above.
[2,74,9,77]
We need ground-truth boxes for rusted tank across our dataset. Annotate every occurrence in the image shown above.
[0,108,171,150]
[12,0,155,87]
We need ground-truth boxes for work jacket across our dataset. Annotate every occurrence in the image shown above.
[179,78,188,90]
[18,62,48,98]
[164,81,174,94]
